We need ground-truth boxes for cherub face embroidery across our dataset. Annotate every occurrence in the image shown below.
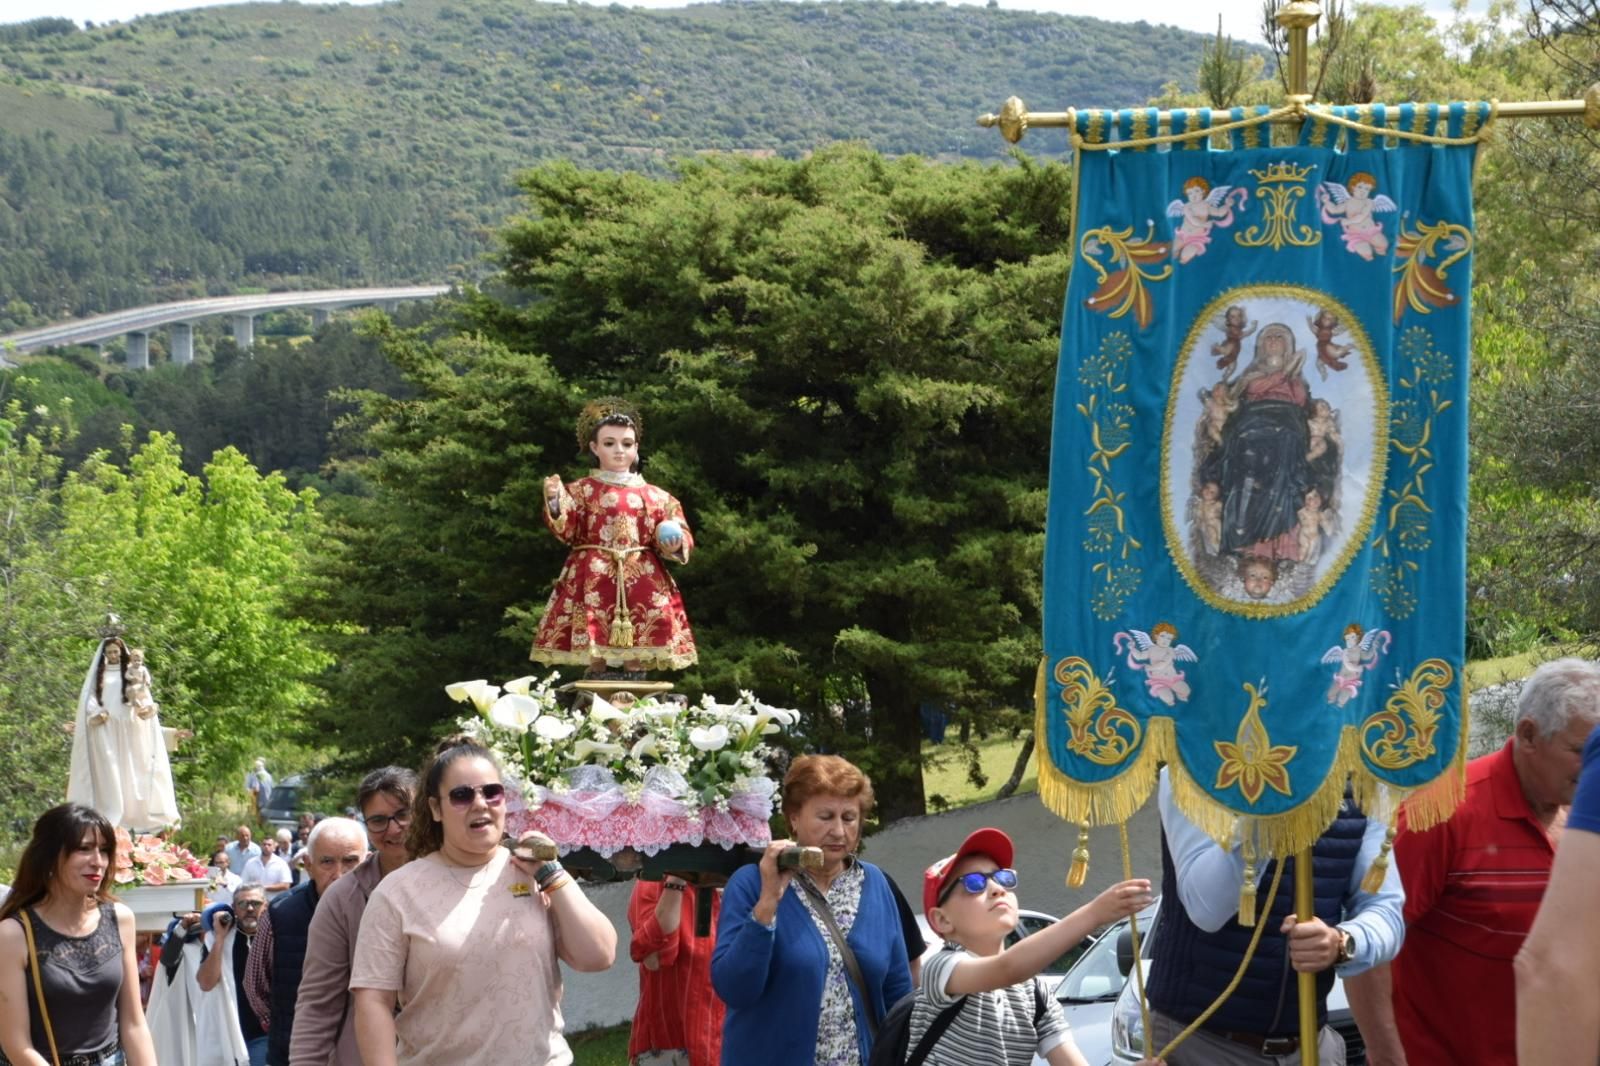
[1317,173,1398,261]
[1166,177,1248,265]
[1114,623,1198,706]
[1322,624,1392,706]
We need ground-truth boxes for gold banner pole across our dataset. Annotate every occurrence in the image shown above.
[1295,846,1319,1066]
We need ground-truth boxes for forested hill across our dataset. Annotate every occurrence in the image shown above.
[0,0,1207,321]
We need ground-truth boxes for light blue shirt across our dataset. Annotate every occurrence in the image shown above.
[1157,767,1405,977]
[225,840,261,875]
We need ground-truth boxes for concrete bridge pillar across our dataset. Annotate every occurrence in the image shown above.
[311,308,331,329]
[125,331,150,370]
[170,322,194,365]
[231,314,255,351]
[379,300,399,313]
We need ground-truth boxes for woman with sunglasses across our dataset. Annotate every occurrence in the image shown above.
[712,755,912,1066]
[289,766,416,1066]
[0,803,157,1066]
[350,736,616,1066]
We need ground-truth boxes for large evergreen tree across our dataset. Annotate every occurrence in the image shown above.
[312,145,1074,820]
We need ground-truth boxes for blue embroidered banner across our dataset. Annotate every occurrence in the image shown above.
[1040,103,1484,852]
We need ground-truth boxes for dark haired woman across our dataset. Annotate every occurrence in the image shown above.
[0,803,157,1066]
[350,737,615,1066]
[531,397,697,674]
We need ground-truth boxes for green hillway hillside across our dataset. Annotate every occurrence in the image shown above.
[0,0,1209,320]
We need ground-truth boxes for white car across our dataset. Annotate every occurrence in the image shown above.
[1025,897,1368,1065]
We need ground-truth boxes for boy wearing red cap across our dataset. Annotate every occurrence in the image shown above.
[913,827,1159,1066]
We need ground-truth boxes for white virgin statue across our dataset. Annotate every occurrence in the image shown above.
[67,637,181,831]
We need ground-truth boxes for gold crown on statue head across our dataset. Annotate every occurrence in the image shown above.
[575,396,643,451]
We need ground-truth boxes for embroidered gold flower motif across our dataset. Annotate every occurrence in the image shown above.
[1214,683,1297,805]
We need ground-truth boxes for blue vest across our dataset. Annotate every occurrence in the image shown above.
[265,880,319,1066]
[1146,794,1366,1036]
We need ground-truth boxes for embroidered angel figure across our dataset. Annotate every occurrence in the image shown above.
[1322,624,1392,706]
[1167,178,1248,265]
[1114,623,1197,706]
[1210,305,1257,377]
[1307,309,1355,379]
[1317,173,1398,261]
[1305,398,1342,463]
[1198,382,1237,449]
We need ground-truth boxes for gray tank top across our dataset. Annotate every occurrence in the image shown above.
[10,903,122,1057]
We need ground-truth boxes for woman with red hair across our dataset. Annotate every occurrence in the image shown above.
[712,755,912,1066]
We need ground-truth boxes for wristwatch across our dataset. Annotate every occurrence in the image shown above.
[1334,927,1355,965]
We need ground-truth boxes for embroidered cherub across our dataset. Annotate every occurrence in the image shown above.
[1239,556,1277,601]
[1196,481,1223,555]
[1321,624,1392,706]
[1305,399,1342,463]
[1166,178,1248,265]
[1209,305,1257,378]
[1307,309,1355,379]
[1113,623,1198,706]
[1199,382,1237,448]
[1296,488,1337,566]
[1316,173,1398,261]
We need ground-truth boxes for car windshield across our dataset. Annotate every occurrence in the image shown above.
[266,786,300,812]
[1057,901,1159,1004]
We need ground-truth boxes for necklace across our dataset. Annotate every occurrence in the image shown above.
[436,851,500,889]
[594,469,644,487]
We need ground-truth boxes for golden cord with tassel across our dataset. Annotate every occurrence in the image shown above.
[1067,823,1091,888]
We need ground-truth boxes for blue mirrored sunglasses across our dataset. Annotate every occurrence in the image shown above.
[943,867,1019,902]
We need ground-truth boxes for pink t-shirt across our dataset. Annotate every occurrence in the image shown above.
[350,848,571,1066]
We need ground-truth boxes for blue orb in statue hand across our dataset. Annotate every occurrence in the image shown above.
[657,520,683,548]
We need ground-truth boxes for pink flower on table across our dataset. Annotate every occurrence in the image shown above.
[113,868,136,885]
[143,864,169,887]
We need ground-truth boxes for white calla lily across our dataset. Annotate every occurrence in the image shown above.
[630,735,660,761]
[689,724,731,752]
[573,738,626,763]
[444,679,500,716]
[533,715,576,742]
[588,696,626,724]
[488,694,542,731]
[502,675,540,697]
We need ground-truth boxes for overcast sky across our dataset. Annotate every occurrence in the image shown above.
[1,0,1474,41]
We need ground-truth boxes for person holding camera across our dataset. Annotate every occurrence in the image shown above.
[712,755,913,1066]
[350,736,616,1066]
[198,883,268,1065]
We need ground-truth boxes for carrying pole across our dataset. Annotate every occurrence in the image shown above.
[1295,847,1319,1066]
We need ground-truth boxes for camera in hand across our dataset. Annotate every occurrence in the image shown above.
[743,845,823,870]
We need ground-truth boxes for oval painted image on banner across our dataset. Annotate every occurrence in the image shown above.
[1162,286,1388,617]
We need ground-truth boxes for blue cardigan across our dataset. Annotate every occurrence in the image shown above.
[712,860,912,1066]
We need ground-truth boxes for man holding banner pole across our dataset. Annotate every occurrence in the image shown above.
[1144,768,1404,1065]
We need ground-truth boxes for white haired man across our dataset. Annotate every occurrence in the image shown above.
[1347,657,1600,1066]
[245,817,368,1066]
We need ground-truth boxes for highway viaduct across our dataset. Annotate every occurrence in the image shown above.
[0,285,449,369]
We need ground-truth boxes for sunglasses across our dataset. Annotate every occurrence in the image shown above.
[446,783,506,809]
[940,867,1019,904]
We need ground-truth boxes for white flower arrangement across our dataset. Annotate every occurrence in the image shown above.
[448,674,800,822]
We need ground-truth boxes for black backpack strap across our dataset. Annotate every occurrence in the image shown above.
[905,997,968,1066]
[1032,977,1051,1028]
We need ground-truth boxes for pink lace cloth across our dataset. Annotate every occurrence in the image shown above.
[507,789,773,857]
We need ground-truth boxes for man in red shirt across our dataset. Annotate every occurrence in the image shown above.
[628,876,724,1066]
[1346,657,1600,1066]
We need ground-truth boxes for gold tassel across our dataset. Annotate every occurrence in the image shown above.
[1067,823,1091,888]
[1238,822,1257,927]
[1361,809,1400,893]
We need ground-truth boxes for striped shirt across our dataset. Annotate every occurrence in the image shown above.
[905,945,1070,1066]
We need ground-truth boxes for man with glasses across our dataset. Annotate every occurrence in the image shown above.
[288,766,417,1066]
[246,815,369,1066]
[198,882,271,1066]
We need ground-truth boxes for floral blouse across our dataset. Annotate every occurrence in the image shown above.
[793,862,866,1066]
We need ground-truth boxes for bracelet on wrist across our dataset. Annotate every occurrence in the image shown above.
[542,875,573,895]
[663,880,686,892]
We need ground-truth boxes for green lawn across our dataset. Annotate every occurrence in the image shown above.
[569,1024,631,1066]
